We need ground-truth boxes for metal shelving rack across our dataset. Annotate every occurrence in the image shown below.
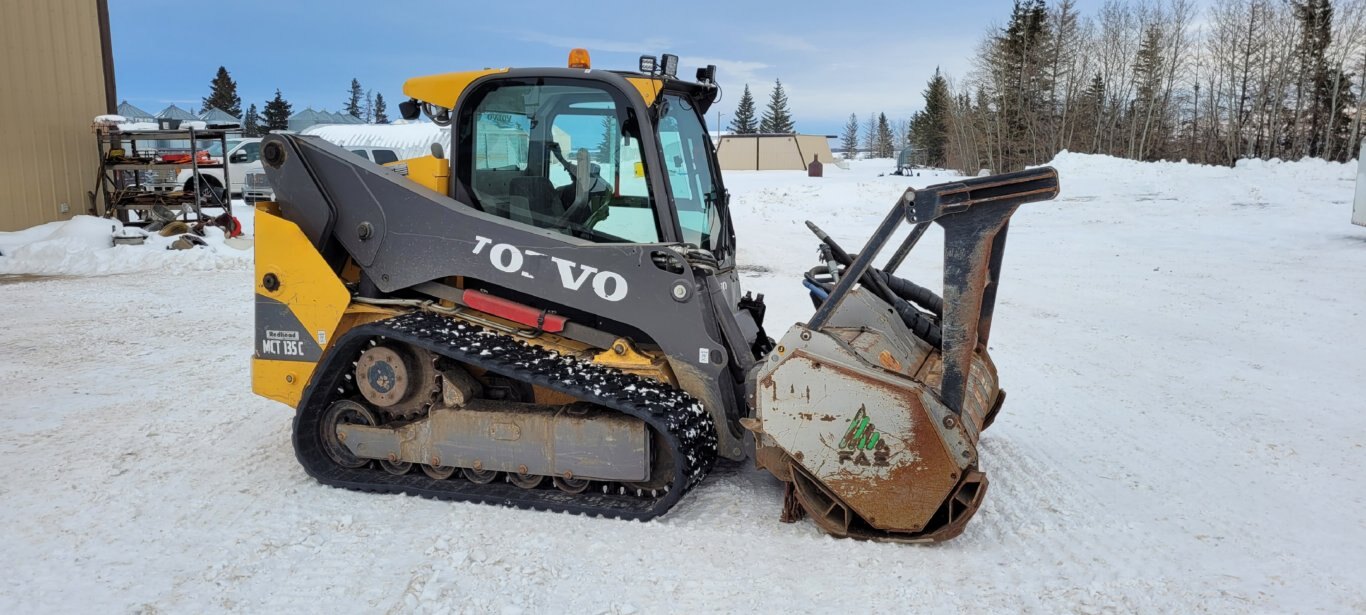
[94,126,238,224]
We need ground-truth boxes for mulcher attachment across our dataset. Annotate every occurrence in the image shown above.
[749,167,1060,542]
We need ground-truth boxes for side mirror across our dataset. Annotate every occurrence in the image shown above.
[230,152,248,163]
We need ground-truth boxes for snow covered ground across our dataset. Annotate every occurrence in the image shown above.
[0,215,250,276]
[2,155,1364,613]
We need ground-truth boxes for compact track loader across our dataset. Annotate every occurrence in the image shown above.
[251,50,1059,542]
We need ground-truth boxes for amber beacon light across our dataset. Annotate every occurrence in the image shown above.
[568,48,591,69]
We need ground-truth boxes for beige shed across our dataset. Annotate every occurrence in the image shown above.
[0,0,116,231]
[715,134,835,171]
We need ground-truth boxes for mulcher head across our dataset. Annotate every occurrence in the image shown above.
[748,167,1060,542]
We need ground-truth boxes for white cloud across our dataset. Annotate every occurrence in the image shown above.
[717,34,979,131]
[750,33,819,53]
[680,56,770,87]
[514,31,672,55]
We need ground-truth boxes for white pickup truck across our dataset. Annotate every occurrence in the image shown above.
[147,138,263,197]
[243,145,401,202]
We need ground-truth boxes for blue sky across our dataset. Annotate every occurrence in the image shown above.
[111,0,1116,136]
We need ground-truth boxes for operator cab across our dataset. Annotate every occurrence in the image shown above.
[399,50,733,262]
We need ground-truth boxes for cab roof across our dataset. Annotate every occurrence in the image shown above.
[402,67,715,113]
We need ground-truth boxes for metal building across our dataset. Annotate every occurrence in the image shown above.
[155,104,199,122]
[117,100,154,123]
[714,134,836,171]
[199,106,242,125]
[0,0,116,232]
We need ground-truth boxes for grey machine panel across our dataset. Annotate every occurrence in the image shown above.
[262,133,749,459]
[338,402,651,482]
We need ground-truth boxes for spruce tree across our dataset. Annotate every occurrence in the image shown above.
[595,115,619,163]
[374,93,388,124]
[263,89,292,132]
[1293,0,1334,157]
[243,103,261,137]
[875,113,895,158]
[1130,24,1168,160]
[1076,73,1105,153]
[909,68,951,167]
[992,0,1052,170]
[729,85,759,134]
[863,112,878,153]
[344,78,364,118]
[363,90,375,123]
[840,113,860,158]
[201,66,242,117]
[759,79,795,134]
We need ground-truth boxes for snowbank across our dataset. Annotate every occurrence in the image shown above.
[0,215,251,276]
[1042,149,1356,188]
[302,122,449,159]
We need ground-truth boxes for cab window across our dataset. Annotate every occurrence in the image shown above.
[657,94,721,251]
[465,82,658,243]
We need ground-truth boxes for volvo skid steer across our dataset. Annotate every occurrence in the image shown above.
[251,50,1059,542]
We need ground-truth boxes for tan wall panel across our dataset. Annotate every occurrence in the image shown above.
[717,136,836,171]
[0,0,107,232]
[794,135,835,167]
[758,136,800,171]
[716,136,758,171]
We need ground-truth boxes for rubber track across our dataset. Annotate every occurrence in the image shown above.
[292,311,718,520]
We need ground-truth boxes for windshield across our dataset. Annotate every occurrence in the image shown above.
[464,81,658,244]
[657,94,723,252]
[202,140,239,157]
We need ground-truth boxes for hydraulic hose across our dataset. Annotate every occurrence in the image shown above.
[875,270,944,317]
[805,264,942,348]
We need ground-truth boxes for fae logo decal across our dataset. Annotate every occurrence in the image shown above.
[838,406,890,467]
[472,235,628,302]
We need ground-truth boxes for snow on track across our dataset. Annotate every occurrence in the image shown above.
[1,155,1364,612]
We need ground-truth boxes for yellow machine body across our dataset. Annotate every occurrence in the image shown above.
[250,203,352,406]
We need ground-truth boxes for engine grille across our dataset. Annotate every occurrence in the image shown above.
[245,172,271,189]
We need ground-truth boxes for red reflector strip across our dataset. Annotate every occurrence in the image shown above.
[461,290,567,333]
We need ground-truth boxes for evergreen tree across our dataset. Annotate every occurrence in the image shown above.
[840,113,860,158]
[729,85,759,134]
[909,68,951,167]
[1129,24,1168,160]
[243,103,262,137]
[1075,73,1105,153]
[990,0,1052,170]
[595,115,619,163]
[374,92,389,124]
[1324,67,1358,160]
[201,66,242,117]
[759,79,795,133]
[363,90,375,123]
[863,112,878,152]
[344,78,364,118]
[875,113,895,158]
[263,89,292,132]
[1293,0,1334,157]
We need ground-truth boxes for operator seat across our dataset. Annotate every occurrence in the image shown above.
[508,175,564,228]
